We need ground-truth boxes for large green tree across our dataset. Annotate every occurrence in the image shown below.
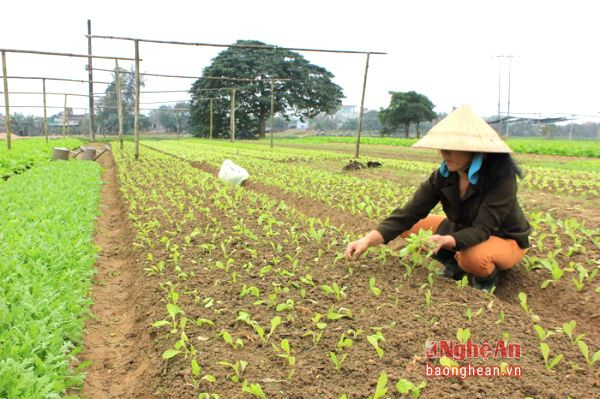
[190,40,344,139]
[379,91,436,138]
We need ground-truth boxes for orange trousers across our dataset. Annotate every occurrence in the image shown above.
[401,215,526,277]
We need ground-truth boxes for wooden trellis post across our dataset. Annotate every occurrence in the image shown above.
[133,40,140,160]
[355,53,370,159]
[42,78,48,143]
[63,94,68,136]
[230,88,236,142]
[209,98,213,139]
[87,19,96,141]
[115,60,124,150]
[270,80,275,149]
[2,51,11,149]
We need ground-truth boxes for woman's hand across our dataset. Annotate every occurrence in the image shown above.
[344,230,384,261]
[429,234,456,254]
[344,238,370,260]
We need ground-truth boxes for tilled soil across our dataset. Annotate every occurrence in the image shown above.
[78,144,600,398]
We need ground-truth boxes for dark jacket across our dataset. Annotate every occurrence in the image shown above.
[375,169,532,250]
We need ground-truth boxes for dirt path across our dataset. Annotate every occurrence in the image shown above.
[76,145,157,399]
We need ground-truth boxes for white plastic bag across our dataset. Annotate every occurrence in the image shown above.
[218,159,249,185]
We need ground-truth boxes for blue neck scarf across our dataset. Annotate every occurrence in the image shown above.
[439,153,483,185]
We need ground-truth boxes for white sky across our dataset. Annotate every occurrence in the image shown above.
[1,0,599,121]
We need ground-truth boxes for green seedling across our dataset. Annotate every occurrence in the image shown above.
[466,307,483,321]
[190,358,202,387]
[336,332,354,351]
[162,324,197,361]
[259,265,272,277]
[152,296,185,334]
[220,329,244,349]
[456,275,469,289]
[540,342,563,370]
[367,332,385,358]
[560,320,585,344]
[303,314,327,346]
[145,260,165,276]
[396,378,427,398]
[496,310,505,324]
[312,313,328,329]
[303,330,324,346]
[276,298,295,312]
[236,311,272,345]
[321,282,347,301]
[196,318,215,328]
[533,325,555,342]
[518,292,540,322]
[203,297,215,308]
[456,328,471,344]
[162,348,183,360]
[198,393,220,399]
[570,264,597,292]
[577,340,600,367]
[329,351,347,372]
[327,306,353,320]
[518,292,529,313]
[267,316,282,342]
[241,380,268,399]
[440,356,460,368]
[540,258,564,288]
[424,289,432,307]
[273,339,295,366]
[217,360,248,383]
[369,277,382,296]
[369,372,388,399]
[299,274,316,287]
[240,284,260,299]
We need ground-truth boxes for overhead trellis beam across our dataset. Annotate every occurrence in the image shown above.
[86,34,387,55]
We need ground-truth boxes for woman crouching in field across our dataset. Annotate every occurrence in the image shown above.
[344,105,532,292]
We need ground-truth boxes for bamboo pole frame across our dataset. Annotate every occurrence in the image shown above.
[0,47,135,149]
[87,34,382,155]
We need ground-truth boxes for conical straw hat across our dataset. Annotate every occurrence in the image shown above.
[412,105,512,153]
